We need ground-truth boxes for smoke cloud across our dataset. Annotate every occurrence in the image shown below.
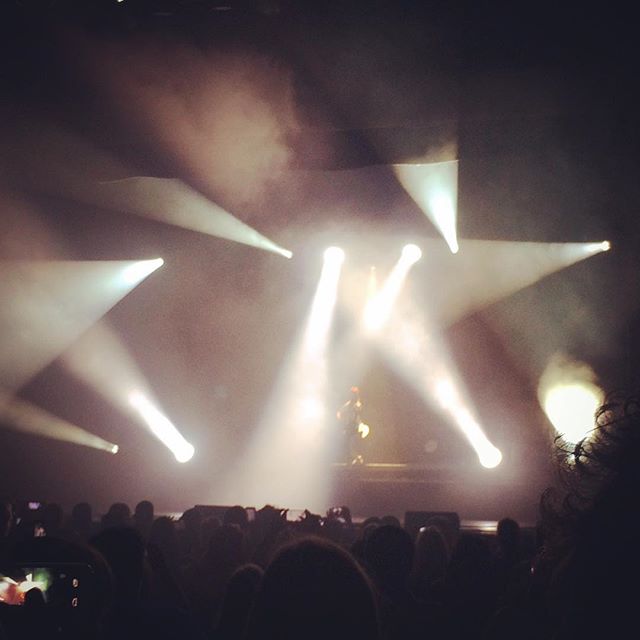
[72,33,298,207]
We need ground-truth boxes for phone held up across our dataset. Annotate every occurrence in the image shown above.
[0,563,93,609]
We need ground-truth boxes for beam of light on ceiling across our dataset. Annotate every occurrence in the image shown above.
[362,244,421,334]
[121,258,164,284]
[62,321,195,463]
[404,238,612,328]
[5,115,292,258]
[393,160,459,253]
[368,298,502,469]
[538,354,604,447]
[129,391,195,463]
[222,247,345,510]
[0,259,163,394]
[584,240,611,254]
[92,177,292,258]
[0,390,119,454]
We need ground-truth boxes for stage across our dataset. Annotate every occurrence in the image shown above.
[329,462,541,526]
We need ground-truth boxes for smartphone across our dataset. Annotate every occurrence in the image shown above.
[0,563,92,609]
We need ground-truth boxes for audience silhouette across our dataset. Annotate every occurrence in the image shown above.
[246,537,380,640]
[1,396,637,639]
[133,501,154,541]
[215,563,263,640]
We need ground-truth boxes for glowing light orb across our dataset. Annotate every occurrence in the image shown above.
[174,442,195,463]
[401,244,422,263]
[323,246,345,264]
[479,445,503,469]
[543,382,603,445]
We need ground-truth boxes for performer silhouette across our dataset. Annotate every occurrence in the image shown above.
[337,386,370,465]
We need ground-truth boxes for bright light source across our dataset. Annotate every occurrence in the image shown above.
[401,244,422,263]
[174,443,195,463]
[129,391,195,463]
[298,396,325,423]
[538,355,604,446]
[111,444,119,454]
[432,378,502,468]
[434,378,457,408]
[363,301,384,333]
[121,258,164,286]
[543,383,602,445]
[428,191,459,254]
[324,246,345,264]
[394,160,459,254]
[478,445,503,469]
[279,249,294,259]
[583,241,611,255]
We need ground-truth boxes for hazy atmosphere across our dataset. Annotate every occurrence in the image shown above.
[1,1,638,524]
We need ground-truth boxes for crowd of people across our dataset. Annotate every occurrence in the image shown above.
[1,396,638,639]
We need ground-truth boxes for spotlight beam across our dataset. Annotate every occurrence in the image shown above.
[0,391,119,454]
[224,248,344,509]
[363,245,421,334]
[129,391,195,463]
[63,321,154,416]
[396,238,612,329]
[434,378,502,468]
[394,160,459,254]
[361,289,503,469]
[5,122,292,259]
[63,321,195,463]
[305,247,345,352]
[0,259,164,394]
[93,177,292,258]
